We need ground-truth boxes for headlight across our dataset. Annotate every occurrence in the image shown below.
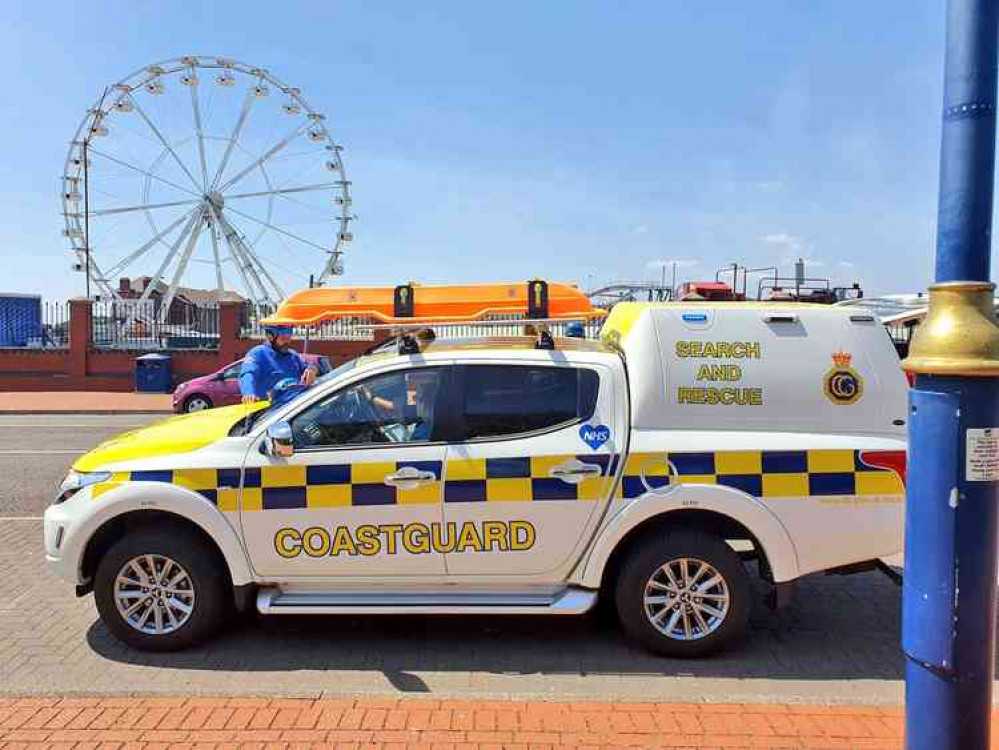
[56,470,112,504]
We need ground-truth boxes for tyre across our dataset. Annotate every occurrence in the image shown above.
[94,527,231,651]
[615,530,750,658]
[184,394,213,412]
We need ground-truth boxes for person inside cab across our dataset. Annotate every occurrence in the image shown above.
[239,324,318,404]
[360,369,440,441]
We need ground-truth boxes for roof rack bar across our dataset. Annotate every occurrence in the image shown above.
[354,316,596,331]
[394,284,414,318]
[527,279,549,319]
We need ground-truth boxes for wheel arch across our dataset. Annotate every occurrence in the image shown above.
[66,483,255,590]
[81,510,228,588]
[576,487,801,590]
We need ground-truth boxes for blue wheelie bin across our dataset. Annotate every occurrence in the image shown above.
[135,353,172,393]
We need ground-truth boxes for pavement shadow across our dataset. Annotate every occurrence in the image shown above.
[86,568,905,686]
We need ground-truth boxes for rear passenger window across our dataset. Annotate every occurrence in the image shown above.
[458,365,599,440]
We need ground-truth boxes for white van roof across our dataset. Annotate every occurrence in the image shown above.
[601,302,908,438]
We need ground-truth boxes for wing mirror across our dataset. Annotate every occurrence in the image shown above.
[266,421,295,458]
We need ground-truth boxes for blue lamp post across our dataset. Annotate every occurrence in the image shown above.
[902,1,999,748]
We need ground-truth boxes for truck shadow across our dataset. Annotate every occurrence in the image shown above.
[86,567,906,686]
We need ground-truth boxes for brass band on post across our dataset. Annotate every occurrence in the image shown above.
[902,281,999,376]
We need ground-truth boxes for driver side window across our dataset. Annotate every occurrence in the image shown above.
[291,367,446,449]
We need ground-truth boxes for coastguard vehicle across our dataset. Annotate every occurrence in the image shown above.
[43,280,908,656]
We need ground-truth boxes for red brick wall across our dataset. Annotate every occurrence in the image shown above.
[0,300,378,392]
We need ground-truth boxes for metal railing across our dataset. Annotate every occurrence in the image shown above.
[423,318,605,340]
[241,303,375,341]
[0,300,70,349]
[240,305,604,343]
[91,300,220,350]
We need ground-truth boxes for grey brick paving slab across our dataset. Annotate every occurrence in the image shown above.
[0,518,920,703]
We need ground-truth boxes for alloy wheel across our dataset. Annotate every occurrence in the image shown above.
[113,554,196,635]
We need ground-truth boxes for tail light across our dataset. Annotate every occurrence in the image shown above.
[860,450,907,485]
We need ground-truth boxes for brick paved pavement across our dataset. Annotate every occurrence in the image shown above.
[2,519,910,705]
[0,392,171,413]
[0,696,937,749]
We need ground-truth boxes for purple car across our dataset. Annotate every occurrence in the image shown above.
[171,354,332,413]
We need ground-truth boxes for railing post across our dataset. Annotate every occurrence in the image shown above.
[68,297,92,380]
[218,300,243,366]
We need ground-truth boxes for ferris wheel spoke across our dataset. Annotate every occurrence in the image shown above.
[209,203,268,304]
[224,227,280,302]
[104,209,198,279]
[137,210,201,304]
[226,216,287,300]
[159,210,206,321]
[210,88,256,191]
[224,183,336,201]
[90,198,201,218]
[189,79,209,190]
[87,148,201,198]
[208,219,225,298]
[218,121,311,193]
[223,205,328,253]
[127,94,203,193]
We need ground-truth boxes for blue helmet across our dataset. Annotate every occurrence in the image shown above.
[265,324,294,337]
[565,322,585,338]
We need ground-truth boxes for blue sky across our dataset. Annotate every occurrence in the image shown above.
[1,1,949,300]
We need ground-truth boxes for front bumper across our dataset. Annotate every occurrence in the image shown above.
[43,489,91,586]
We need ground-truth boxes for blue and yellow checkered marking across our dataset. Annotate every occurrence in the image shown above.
[91,461,446,511]
[442,454,617,503]
[88,449,901,510]
[617,450,904,499]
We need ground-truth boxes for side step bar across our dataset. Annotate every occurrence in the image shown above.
[257,587,598,616]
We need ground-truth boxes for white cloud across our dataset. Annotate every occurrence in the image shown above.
[838,260,855,268]
[760,233,804,251]
[646,258,699,269]
[631,224,650,235]
[755,180,784,193]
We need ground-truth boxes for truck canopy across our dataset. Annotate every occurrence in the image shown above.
[601,302,907,438]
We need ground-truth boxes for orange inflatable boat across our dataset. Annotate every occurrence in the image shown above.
[261,280,605,326]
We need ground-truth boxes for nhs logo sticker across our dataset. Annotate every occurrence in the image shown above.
[580,424,611,451]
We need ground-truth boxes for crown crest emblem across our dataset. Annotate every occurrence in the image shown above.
[831,351,852,367]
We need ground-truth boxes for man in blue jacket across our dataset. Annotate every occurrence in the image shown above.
[239,325,318,404]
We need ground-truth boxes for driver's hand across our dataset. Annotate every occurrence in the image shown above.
[301,367,318,386]
[241,394,259,404]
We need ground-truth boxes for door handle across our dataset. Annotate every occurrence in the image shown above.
[550,459,604,485]
[384,466,437,489]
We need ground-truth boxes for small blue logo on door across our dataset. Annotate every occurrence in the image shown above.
[580,424,610,450]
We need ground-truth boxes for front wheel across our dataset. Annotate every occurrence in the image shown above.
[94,528,230,651]
[615,530,750,658]
[184,394,213,412]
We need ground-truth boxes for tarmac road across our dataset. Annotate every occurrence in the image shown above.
[0,414,162,517]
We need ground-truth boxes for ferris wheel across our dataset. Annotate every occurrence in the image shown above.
[61,55,353,315]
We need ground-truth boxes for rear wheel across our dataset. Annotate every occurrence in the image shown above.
[184,394,213,412]
[94,528,230,651]
[615,530,750,657]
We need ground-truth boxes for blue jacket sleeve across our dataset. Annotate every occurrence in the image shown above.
[238,350,260,396]
[293,351,316,376]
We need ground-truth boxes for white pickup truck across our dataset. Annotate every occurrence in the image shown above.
[44,301,908,656]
